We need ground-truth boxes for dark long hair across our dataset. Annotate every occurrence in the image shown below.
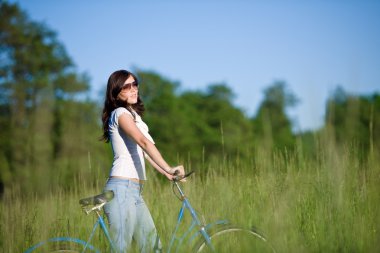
[101,70,145,142]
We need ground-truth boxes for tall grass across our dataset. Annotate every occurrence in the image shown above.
[1,141,379,252]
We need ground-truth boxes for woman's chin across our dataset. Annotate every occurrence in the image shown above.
[128,99,138,104]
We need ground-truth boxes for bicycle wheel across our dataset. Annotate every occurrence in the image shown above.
[24,238,99,253]
[194,225,275,253]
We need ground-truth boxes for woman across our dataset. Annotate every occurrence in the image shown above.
[101,69,185,252]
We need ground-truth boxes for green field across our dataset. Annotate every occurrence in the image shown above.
[1,2,380,252]
[1,142,379,253]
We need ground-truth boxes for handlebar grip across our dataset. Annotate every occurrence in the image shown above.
[184,171,194,178]
[173,171,194,182]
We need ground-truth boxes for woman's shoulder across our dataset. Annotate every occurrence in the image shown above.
[109,107,133,125]
[112,107,132,116]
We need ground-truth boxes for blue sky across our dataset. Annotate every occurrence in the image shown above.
[9,0,380,131]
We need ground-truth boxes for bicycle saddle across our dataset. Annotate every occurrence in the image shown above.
[79,190,114,207]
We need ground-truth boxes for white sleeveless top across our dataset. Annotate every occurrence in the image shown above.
[108,107,155,180]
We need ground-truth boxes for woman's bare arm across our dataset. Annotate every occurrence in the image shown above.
[118,113,183,178]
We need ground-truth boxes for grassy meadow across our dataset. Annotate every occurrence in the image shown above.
[1,140,379,253]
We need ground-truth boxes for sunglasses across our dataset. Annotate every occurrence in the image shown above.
[121,81,139,91]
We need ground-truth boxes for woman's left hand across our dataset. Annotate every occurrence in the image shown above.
[166,165,186,182]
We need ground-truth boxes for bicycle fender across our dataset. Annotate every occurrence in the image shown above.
[188,220,230,245]
[24,237,100,253]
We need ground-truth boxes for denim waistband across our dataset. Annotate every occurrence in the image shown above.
[106,177,144,186]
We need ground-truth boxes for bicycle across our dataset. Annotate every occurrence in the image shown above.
[24,172,276,252]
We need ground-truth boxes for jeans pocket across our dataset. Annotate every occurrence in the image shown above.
[103,184,125,220]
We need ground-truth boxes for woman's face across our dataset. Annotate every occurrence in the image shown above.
[117,75,138,105]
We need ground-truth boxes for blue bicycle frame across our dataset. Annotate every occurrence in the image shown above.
[166,180,229,253]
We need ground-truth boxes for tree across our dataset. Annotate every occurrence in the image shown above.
[0,2,102,193]
[136,70,254,166]
[1,2,68,190]
[251,81,298,151]
[325,86,380,155]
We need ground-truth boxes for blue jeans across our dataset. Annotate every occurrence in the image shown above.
[104,178,162,253]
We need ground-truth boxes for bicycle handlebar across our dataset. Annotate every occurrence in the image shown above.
[173,170,194,182]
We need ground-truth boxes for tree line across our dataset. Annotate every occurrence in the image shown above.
[1,2,379,194]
